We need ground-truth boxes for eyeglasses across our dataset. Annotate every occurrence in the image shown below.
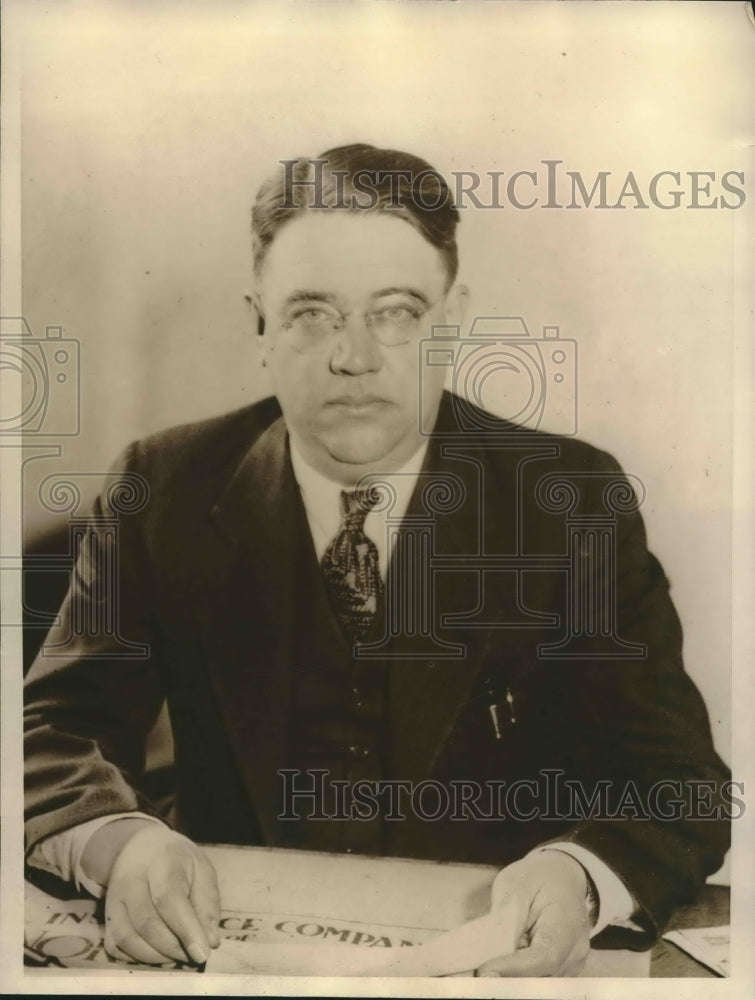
[279,299,438,354]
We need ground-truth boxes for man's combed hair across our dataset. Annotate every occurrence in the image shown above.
[251,143,460,286]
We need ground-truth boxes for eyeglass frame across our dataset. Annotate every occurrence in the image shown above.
[267,293,447,354]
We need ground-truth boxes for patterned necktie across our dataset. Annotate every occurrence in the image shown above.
[321,488,384,643]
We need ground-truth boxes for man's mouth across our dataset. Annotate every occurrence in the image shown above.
[327,395,389,413]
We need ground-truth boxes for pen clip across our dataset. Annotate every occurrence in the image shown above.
[486,683,516,740]
[488,702,502,740]
[505,686,516,724]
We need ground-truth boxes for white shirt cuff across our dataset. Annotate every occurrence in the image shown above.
[27,812,166,898]
[534,843,636,936]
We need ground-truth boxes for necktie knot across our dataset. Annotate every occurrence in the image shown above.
[340,487,380,532]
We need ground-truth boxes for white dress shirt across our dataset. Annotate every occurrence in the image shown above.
[288,434,430,575]
[28,432,635,933]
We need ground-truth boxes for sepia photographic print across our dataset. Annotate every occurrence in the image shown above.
[1,2,753,998]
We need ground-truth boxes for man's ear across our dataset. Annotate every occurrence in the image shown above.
[443,282,469,330]
[244,290,265,337]
[244,290,268,367]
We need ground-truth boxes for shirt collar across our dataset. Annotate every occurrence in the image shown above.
[289,433,429,530]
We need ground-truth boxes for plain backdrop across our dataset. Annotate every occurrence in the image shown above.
[15,1,754,840]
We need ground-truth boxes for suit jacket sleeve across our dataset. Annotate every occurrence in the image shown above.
[540,446,731,950]
[24,441,168,858]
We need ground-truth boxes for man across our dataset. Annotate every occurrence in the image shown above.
[24,144,730,976]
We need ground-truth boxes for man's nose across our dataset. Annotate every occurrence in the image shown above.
[329,316,382,375]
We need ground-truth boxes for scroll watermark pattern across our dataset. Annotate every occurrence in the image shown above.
[35,472,151,659]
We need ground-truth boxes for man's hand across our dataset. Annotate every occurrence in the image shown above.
[476,851,593,977]
[95,823,221,966]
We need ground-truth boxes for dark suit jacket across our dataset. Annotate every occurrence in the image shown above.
[24,393,731,949]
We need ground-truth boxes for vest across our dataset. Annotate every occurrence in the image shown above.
[275,497,391,855]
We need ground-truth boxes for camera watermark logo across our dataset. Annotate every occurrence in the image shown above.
[339,315,646,661]
[0,317,80,436]
[420,317,577,437]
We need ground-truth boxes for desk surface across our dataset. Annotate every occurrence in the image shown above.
[25,843,728,979]
[650,885,730,977]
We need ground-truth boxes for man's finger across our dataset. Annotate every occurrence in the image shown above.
[561,938,591,977]
[122,898,190,964]
[148,874,212,965]
[109,864,189,964]
[106,928,178,967]
[188,852,221,948]
[105,900,180,967]
[102,934,139,965]
[477,903,585,977]
[477,933,590,978]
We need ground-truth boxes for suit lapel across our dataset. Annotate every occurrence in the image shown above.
[199,416,299,843]
[386,397,508,785]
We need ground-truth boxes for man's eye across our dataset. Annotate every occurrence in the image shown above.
[376,305,420,324]
[292,307,331,323]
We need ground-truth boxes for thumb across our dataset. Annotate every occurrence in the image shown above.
[490,864,530,929]
[490,859,530,907]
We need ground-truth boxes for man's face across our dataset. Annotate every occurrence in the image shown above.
[256,211,464,483]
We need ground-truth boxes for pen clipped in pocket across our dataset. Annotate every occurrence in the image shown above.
[483,677,517,740]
